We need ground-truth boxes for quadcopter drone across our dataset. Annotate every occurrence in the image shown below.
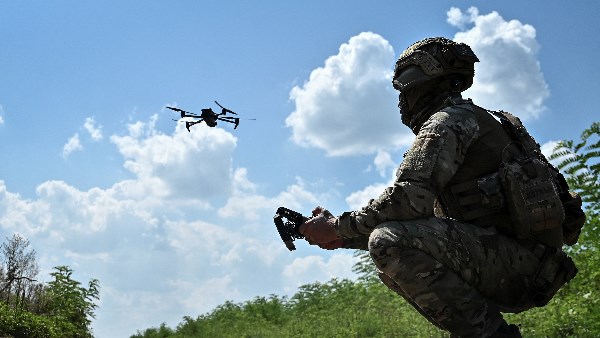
[167,101,249,131]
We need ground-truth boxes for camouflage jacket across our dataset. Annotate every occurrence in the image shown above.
[336,94,513,239]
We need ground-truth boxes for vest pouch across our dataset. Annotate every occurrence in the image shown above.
[498,143,565,239]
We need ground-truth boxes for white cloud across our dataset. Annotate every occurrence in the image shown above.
[446,7,477,29]
[540,140,574,168]
[448,7,549,120]
[540,140,559,159]
[218,174,320,221]
[98,287,184,337]
[169,276,241,314]
[373,150,396,177]
[345,182,387,211]
[0,104,5,125]
[345,151,400,211]
[60,118,103,159]
[165,219,244,265]
[287,32,411,157]
[62,133,83,158]
[110,115,237,199]
[0,181,48,236]
[282,253,359,289]
[84,117,103,141]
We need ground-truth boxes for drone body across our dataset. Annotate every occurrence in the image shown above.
[167,101,243,131]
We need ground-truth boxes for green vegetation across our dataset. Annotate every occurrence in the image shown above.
[132,122,600,338]
[131,279,444,338]
[0,235,100,338]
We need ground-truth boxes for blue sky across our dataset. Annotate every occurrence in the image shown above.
[1,1,599,337]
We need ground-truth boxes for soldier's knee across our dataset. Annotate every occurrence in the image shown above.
[368,222,394,252]
[368,221,408,250]
[368,221,409,267]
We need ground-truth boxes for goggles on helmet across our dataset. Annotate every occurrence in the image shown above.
[393,50,444,90]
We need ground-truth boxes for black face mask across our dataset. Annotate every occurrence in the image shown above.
[398,86,424,129]
[398,92,411,127]
[397,78,458,132]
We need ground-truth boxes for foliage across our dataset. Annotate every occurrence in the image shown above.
[0,235,100,338]
[0,301,57,338]
[550,121,600,248]
[351,250,379,285]
[45,266,100,338]
[131,279,444,338]
[0,234,40,312]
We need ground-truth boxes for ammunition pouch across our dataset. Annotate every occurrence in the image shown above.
[443,172,504,221]
[498,142,565,239]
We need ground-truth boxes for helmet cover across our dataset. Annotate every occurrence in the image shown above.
[393,37,479,92]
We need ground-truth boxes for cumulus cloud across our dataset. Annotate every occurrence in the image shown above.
[84,117,103,141]
[110,115,237,199]
[0,181,48,236]
[539,140,573,168]
[282,253,359,289]
[0,104,5,125]
[345,182,387,211]
[169,276,241,314]
[60,118,104,159]
[62,133,83,158]
[218,174,320,221]
[446,7,478,30]
[448,7,549,119]
[346,149,400,210]
[540,140,559,159]
[287,32,410,157]
[373,150,396,177]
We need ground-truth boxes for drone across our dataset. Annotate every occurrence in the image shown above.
[167,101,250,131]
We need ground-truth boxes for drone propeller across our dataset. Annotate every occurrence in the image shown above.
[215,101,237,115]
[166,106,198,118]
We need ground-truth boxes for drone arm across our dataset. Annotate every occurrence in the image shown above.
[215,101,237,115]
[184,119,205,132]
[167,106,199,118]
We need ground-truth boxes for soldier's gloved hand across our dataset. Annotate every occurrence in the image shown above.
[299,206,342,249]
[318,238,345,250]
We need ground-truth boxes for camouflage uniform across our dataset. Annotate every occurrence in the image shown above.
[335,93,573,337]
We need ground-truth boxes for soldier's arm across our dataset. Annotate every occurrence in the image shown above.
[336,109,480,238]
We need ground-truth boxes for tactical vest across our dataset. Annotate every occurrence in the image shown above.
[438,103,584,248]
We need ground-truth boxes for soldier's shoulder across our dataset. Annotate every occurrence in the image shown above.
[423,100,480,136]
[432,101,477,123]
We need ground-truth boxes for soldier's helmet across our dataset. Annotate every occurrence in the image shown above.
[393,37,479,92]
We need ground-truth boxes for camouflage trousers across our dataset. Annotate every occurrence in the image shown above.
[368,217,543,338]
